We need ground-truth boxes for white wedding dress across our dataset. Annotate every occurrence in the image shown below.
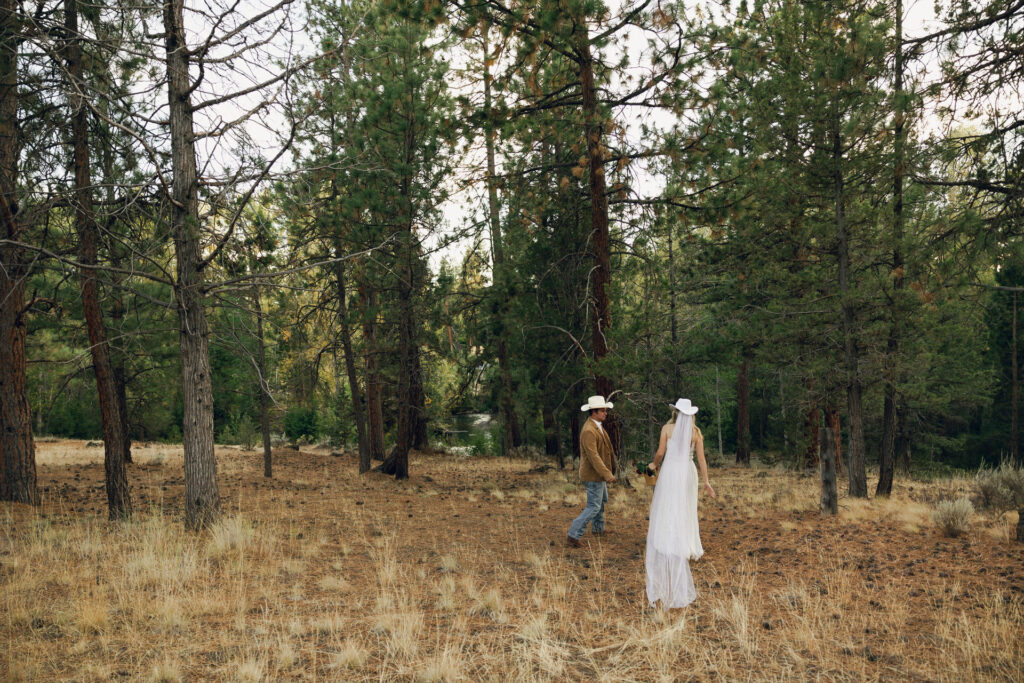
[646,414,703,608]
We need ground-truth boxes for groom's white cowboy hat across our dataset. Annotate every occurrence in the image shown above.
[580,395,614,411]
[669,398,699,415]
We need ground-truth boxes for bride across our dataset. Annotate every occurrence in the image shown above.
[646,398,716,609]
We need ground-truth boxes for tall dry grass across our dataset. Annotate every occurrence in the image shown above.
[2,445,1022,681]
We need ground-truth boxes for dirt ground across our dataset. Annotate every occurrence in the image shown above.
[2,440,1023,681]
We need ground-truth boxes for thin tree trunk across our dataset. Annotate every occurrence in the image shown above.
[0,0,38,505]
[333,252,370,473]
[570,410,581,465]
[716,364,724,459]
[669,228,680,388]
[100,145,132,465]
[820,426,838,515]
[736,352,751,465]
[833,111,867,498]
[826,407,843,476]
[804,405,821,468]
[110,295,132,464]
[1012,291,1019,464]
[165,0,219,529]
[252,285,272,477]
[359,283,386,461]
[411,345,428,451]
[878,0,905,498]
[66,0,130,518]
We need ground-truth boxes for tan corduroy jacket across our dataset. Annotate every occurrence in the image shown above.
[579,418,615,482]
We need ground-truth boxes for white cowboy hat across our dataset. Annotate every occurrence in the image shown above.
[581,395,614,411]
[669,398,698,415]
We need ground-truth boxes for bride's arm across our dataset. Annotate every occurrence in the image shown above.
[652,425,669,470]
[695,429,716,498]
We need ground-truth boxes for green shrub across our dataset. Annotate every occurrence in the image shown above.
[283,406,318,443]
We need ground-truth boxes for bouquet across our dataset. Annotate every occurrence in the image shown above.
[633,458,658,486]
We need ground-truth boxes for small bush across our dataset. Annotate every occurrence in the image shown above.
[283,406,318,444]
[975,461,1024,511]
[932,497,974,538]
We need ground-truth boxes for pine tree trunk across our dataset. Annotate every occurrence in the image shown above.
[377,217,416,480]
[358,284,386,461]
[1012,291,1019,463]
[878,0,905,498]
[826,407,843,474]
[804,405,820,468]
[333,253,370,472]
[66,0,131,518]
[483,28,521,455]
[101,148,132,465]
[820,426,838,515]
[165,0,219,529]
[570,410,581,464]
[578,29,618,467]
[736,353,751,465]
[833,112,867,498]
[411,345,428,451]
[252,286,272,477]
[110,296,132,465]
[0,0,38,505]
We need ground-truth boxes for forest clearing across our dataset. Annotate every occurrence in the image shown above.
[3,440,1022,682]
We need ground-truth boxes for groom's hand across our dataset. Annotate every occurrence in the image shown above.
[608,475,617,484]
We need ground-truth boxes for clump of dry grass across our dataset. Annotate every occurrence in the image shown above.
[418,642,467,682]
[148,659,183,683]
[933,497,974,537]
[329,640,368,669]
[207,515,255,558]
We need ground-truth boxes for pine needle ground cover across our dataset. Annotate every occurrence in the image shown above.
[2,441,1022,681]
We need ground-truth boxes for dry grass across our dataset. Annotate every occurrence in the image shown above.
[1,441,1022,681]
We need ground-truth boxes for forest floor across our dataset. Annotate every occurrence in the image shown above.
[2,439,1023,682]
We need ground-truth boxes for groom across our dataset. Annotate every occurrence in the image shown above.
[567,395,616,548]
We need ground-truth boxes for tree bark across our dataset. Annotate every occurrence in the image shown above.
[0,0,38,505]
[377,208,417,479]
[333,251,370,473]
[736,352,751,465]
[66,0,131,518]
[411,342,428,451]
[833,111,867,498]
[1012,291,1019,463]
[165,0,220,529]
[483,27,521,455]
[820,426,838,515]
[110,295,132,464]
[878,0,905,498]
[358,283,386,460]
[826,406,843,476]
[251,285,272,477]
[804,405,820,468]
[577,28,620,471]
[570,410,581,465]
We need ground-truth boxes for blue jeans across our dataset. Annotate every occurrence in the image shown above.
[568,481,608,539]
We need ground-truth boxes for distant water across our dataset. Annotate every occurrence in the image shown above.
[442,413,495,453]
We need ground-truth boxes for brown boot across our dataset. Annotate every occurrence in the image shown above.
[566,535,582,548]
